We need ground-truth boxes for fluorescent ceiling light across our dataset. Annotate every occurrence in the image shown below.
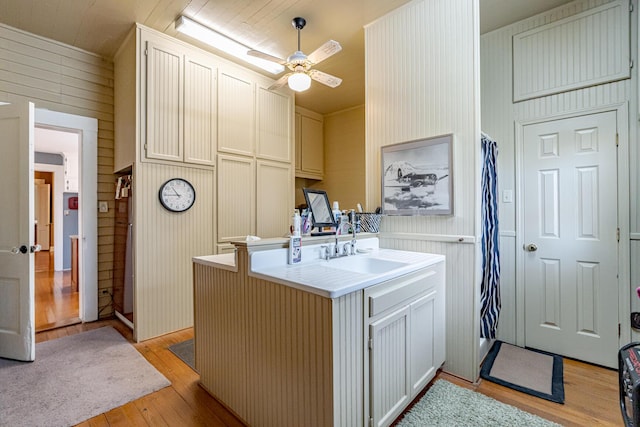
[175,16,285,75]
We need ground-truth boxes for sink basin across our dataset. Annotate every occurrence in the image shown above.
[324,256,409,275]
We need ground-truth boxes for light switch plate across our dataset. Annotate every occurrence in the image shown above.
[502,190,513,203]
[98,201,108,213]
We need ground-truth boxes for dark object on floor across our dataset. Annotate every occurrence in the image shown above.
[168,338,196,372]
[619,342,640,427]
[480,341,564,404]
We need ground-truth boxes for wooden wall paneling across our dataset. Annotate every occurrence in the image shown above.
[134,162,214,341]
[480,0,633,346]
[256,160,292,238]
[217,154,255,242]
[365,0,481,381]
[256,85,292,163]
[0,23,115,318]
[513,0,629,102]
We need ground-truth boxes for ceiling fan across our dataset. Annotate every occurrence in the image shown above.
[248,17,342,92]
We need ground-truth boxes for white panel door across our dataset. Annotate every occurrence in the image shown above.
[523,111,618,367]
[0,102,35,361]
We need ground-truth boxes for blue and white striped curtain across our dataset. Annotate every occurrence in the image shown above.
[480,133,501,339]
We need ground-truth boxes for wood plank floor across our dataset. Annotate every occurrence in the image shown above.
[33,319,623,426]
[35,250,80,331]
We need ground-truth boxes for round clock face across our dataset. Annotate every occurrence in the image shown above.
[159,178,196,212]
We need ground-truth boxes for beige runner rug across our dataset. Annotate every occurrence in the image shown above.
[480,341,564,403]
[0,326,170,426]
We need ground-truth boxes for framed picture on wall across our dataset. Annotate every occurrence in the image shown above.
[381,134,453,215]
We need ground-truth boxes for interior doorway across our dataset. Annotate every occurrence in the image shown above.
[35,108,99,324]
[34,130,81,331]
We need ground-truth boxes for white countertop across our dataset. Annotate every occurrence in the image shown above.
[193,252,237,272]
[249,238,445,298]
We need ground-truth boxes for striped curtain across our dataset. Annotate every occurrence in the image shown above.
[480,133,501,339]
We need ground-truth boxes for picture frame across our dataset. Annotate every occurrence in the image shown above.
[381,134,453,216]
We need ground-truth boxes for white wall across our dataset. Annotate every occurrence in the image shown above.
[480,0,636,344]
[365,0,481,381]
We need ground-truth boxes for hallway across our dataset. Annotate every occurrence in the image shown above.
[35,250,79,331]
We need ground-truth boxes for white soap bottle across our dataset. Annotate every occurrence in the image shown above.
[332,201,341,225]
[289,210,302,264]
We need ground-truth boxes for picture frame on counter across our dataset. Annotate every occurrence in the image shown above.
[381,134,453,216]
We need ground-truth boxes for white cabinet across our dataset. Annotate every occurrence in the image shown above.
[216,155,293,244]
[218,67,254,156]
[144,38,217,166]
[217,154,255,242]
[257,85,292,163]
[64,152,79,192]
[295,107,324,179]
[364,263,446,427]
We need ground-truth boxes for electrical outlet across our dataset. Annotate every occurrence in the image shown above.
[98,201,108,213]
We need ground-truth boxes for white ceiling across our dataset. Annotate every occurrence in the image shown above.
[35,127,78,156]
[0,0,573,114]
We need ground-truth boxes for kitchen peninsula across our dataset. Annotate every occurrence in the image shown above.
[192,236,445,427]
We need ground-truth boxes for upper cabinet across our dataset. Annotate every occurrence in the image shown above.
[218,67,254,156]
[257,85,292,163]
[295,106,324,180]
[144,37,217,166]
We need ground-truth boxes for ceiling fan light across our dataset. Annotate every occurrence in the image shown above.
[288,72,311,92]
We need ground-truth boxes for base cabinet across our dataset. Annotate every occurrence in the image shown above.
[194,250,445,427]
[365,264,446,427]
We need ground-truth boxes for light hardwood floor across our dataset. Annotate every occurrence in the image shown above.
[32,319,623,427]
[35,250,80,331]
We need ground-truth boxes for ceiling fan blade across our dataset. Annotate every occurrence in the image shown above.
[307,40,342,65]
[247,49,286,65]
[309,69,342,88]
[268,73,292,90]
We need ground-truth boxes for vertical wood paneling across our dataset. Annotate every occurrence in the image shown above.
[145,40,182,162]
[217,154,255,241]
[513,0,628,101]
[481,0,632,347]
[332,291,364,427]
[379,236,479,381]
[184,53,217,166]
[194,262,247,417]
[366,0,480,381]
[256,160,291,238]
[134,162,214,341]
[195,252,366,426]
[218,69,254,156]
[256,85,291,162]
[0,23,115,317]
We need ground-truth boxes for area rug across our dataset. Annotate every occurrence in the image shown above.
[168,338,196,372]
[480,341,564,403]
[0,326,170,427]
[396,380,561,426]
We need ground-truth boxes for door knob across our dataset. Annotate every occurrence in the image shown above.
[30,245,41,253]
[524,243,538,252]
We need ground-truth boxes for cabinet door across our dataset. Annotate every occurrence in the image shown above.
[218,68,254,156]
[256,160,292,238]
[217,154,255,242]
[64,152,79,192]
[369,305,410,427]
[184,53,217,166]
[256,85,292,162]
[300,115,323,177]
[145,40,183,162]
[409,290,437,397]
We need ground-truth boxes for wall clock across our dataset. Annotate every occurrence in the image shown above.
[158,178,196,212]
